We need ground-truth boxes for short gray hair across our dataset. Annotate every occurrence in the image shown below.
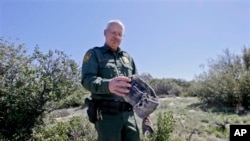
[106,20,125,31]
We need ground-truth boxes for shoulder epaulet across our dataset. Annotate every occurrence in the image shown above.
[121,51,131,58]
[91,46,103,62]
[91,46,102,51]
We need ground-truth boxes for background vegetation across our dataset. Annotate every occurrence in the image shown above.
[0,38,249,140]
[0,38,88,140]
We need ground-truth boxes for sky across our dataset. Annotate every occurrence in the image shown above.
[1,0,250,81]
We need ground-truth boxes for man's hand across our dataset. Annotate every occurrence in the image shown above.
[109,76,131,96]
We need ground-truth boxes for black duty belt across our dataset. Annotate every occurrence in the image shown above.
[93,99,133,115]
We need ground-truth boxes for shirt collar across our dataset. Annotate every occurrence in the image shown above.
[102,43,122,54]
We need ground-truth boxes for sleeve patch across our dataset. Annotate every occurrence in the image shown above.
[83,51,92,63]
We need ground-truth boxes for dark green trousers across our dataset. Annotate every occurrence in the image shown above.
[95,111,140,141]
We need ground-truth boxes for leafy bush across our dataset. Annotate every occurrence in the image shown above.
[57,92,86,109]
[236,70,250,108]
[144,112,175,141]
[149,78,191,96]
[32,116,97,141]
[194,47,250,108]
[0,38,88,140]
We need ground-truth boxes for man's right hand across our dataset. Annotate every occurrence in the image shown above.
[109,76,131,97]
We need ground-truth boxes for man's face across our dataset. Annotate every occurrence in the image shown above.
[104,23,124,51]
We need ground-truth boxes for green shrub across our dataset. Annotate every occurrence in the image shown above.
[57,92,85,109]
[195,47,250,108]
[146,111,175,141]
[32,116,97,141]
[0,38,88,140]
[149,78,191,96]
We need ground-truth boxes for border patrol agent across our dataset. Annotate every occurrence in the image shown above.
[81,20,141,141]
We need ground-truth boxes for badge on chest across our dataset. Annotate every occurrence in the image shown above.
[122,56,130,64]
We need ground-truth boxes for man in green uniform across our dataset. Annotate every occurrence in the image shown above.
[81,20,141,141]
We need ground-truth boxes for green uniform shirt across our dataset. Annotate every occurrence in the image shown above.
[81,44,137,101]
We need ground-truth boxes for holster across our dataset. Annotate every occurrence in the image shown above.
[85,98,97,124]
[85,98,133,123]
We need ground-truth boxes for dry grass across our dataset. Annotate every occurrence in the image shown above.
[152,96,250,141]
[45,96,250,141]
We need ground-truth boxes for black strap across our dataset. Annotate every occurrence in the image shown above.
[93,99,133,114]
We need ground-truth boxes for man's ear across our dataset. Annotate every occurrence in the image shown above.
[104,29,107,36]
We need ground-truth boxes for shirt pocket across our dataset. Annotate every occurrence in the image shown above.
[122,64,133,77]
[98,60,118,78]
